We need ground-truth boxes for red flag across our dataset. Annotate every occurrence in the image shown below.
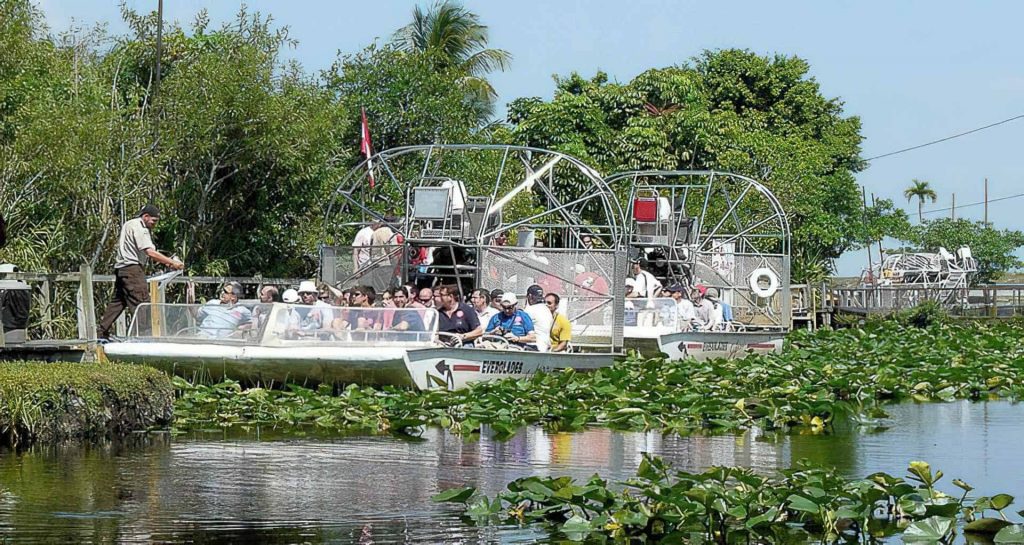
[360,107,376,188]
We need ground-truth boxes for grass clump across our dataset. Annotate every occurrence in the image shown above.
[0,361,174,445]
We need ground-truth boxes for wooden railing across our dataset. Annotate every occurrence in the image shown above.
[1,265,304,345]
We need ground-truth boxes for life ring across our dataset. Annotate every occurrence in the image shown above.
[748,267,779,298]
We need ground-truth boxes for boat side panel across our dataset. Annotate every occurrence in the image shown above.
[103,343,417,387]
[404,348,615,390]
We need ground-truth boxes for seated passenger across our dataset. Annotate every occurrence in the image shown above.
[390,286,425,331]
[198,281,252,338]
[436,284,482,346]
[296,280,332,331]
[485,293,536,350]
[349,286,383,331]
[704,287,726,331]
[545,293,571,353]
[667,284,700,331]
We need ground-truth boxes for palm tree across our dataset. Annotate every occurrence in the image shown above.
[903,179,938,222]
[392,0,511,121]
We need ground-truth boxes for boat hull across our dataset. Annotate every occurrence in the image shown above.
[404,347,616,390]
[657,331,785,361]
[103,341,426,387]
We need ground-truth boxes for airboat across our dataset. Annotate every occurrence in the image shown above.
[106,147,795,390]
[844,247,978,311]
[320,144,629,390]
[599,171,791,360]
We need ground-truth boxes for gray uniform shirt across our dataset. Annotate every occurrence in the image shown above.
[114,217,155,269]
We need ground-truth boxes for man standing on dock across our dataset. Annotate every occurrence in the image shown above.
[97,205,184,341]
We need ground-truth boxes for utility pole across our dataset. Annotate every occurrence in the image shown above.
[984,178,989,225]
[951,193,956,220]
[871,193,884,264]
[863,186,873,281]
[154,0,163,100]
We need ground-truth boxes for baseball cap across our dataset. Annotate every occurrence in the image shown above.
[139,204,160,218]
[490,288,504,300]
[282,289,300,303]
[667,284,685,293]
[499,293,518,307]
[526,284,544,299]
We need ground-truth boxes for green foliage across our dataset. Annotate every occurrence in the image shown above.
[508,49,907,272]
[0,361,174,445]
[324,44,480,151]
[900,218,1024,284]
[173,319,1024,438]
[391,0,511,121]
[885,300,949,328]
[0,3,349,278]
[904,178,939,223]
[437,456,1019,544]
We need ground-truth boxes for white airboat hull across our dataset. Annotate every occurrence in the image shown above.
[404,347,616,391]
[102,341,432,387]
[657,331,784,361]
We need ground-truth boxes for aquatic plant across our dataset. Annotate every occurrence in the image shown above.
[0,361,174,445]
[172,319,1024,437]
[434,456,1024,544]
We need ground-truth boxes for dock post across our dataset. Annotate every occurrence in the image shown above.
[78,263,97,359]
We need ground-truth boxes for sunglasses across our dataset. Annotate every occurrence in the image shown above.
[501,305,515,311]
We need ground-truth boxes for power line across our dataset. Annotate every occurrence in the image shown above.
[921,191,1024,215]
[865,114,1024,161]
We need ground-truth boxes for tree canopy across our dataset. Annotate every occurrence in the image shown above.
[3,3,1017,286]
[903,179,938,223]
[391,0,511,122]
[508,49,907,278]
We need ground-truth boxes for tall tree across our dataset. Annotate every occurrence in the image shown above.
[508,50,908,274]
[391,0,511,121]
[903,179,938,222]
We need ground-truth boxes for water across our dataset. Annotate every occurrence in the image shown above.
[0,400,1021,544]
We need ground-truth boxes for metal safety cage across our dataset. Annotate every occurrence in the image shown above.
[321,145,626,293]
[605,170,791,331]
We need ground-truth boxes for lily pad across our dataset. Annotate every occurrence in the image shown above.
[904,516,953,542]
[965,518,1014,535]
[995,525,1024,544]
[431,486,475,503]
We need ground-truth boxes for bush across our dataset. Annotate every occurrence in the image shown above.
[0,361,174,445]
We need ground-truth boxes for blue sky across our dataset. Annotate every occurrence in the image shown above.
[38,0,1024,275]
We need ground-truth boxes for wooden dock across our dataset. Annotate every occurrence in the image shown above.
[0,339,93,363]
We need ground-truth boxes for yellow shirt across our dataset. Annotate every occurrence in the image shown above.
[550,312,572,347]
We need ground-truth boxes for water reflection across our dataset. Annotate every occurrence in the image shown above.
[0,401,1021,544]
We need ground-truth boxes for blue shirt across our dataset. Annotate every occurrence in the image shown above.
[198,301,252,338]
[486,310,534,338]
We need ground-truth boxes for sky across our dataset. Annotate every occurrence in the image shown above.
[36,0,1024,275]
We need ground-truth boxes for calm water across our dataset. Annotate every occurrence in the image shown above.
[0,400,1021,544]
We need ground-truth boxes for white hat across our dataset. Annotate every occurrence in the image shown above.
[297,280,318,294]
[282,289,300,303]
[624,278,636,288]
[499,292,518,306]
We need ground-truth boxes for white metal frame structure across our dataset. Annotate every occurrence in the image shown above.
[605,170,792,332]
